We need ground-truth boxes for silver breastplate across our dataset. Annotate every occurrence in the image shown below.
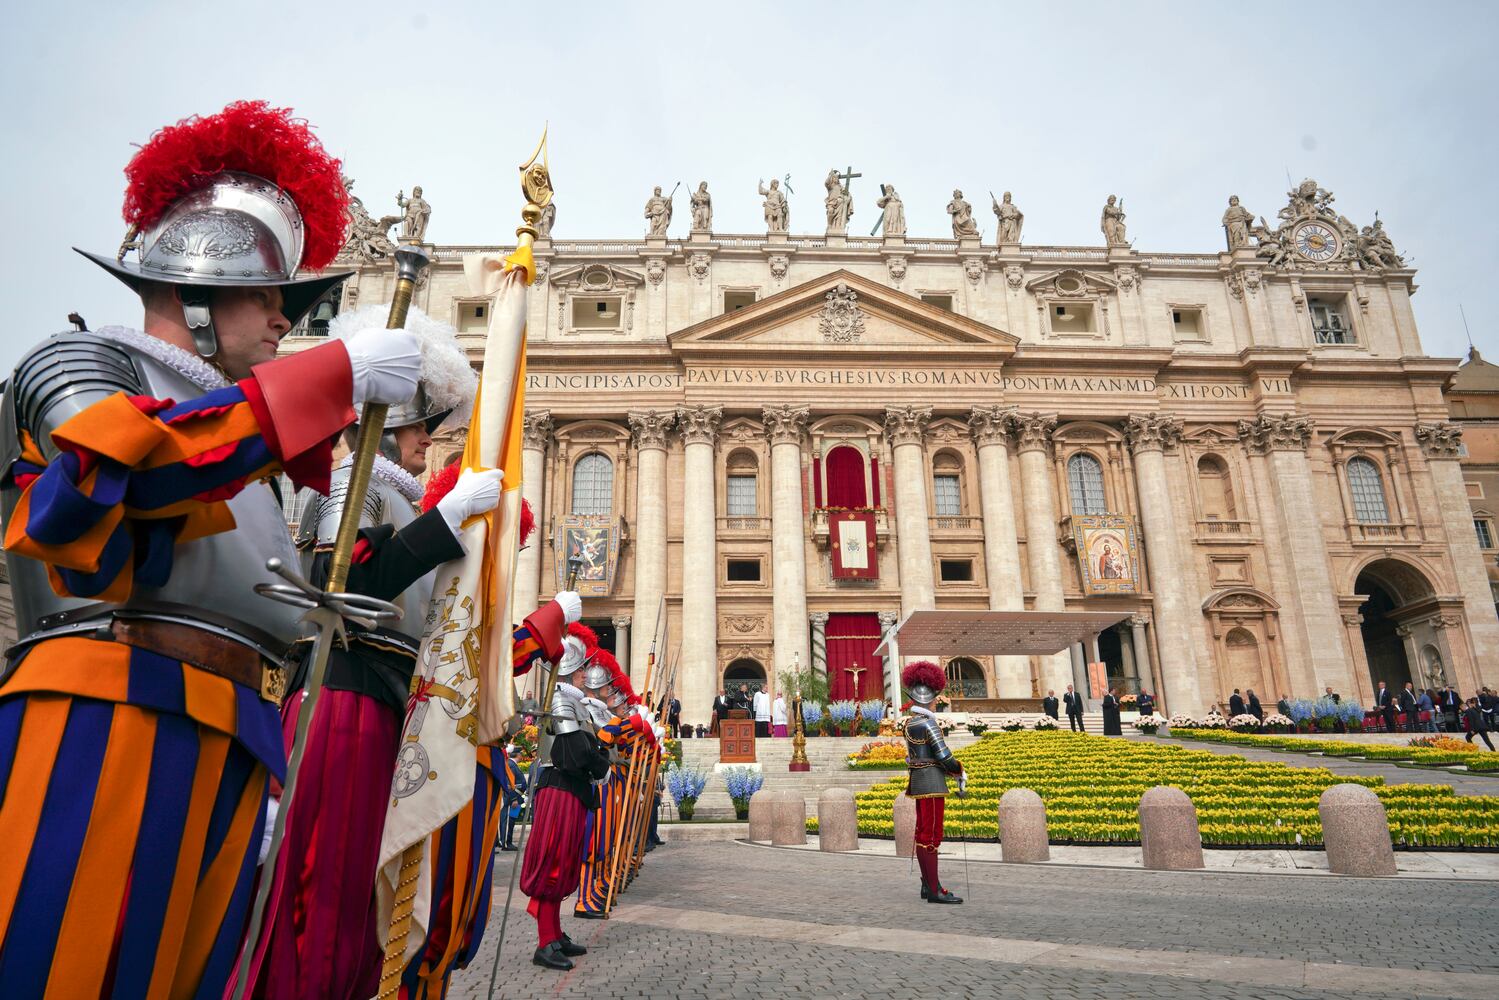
[2,343,305,646]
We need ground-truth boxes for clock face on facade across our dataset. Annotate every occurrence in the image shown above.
[1293,221,1340,262]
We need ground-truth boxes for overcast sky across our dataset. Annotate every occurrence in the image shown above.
[3,1,1494,374]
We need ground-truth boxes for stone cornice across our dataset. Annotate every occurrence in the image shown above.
[1237,412,1314,454]
[1124,413,1184,454]
[968,405,1018,447]
[627,409,676,450]
[676,404,723,446]
[521,409,554,450]
[884,405,932,447]
[761,404,810,445]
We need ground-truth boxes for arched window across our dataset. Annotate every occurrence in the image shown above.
[932,452,963,517]
[1067,453,1107,515]
[724,658,767,697]
[571,453,614,515]
[1195,455,1237,520]
[726,450,758,517]
[1346,457,1390,523]
[824,445,868,508]
[945,657,988,698]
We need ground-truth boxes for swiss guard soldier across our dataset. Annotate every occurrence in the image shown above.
[0,101,423,996]
[902,659,966,904]
[234,303,501,998]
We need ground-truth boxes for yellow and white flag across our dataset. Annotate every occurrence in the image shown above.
[375,245,536,960]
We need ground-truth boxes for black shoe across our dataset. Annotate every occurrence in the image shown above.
[557,933,587,957]
[920,884,930,900]
[532,943,574,970]
[574,908,607,920]
[499,843,516,852]
[926,887,963,904]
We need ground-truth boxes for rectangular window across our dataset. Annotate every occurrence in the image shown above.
[726,558,761,582]
[1051,302,1097,334]
[1171,306,1205,341]
[723,290,757,313]
[939,559,973,582]
[571,296,623,330]
[726,475,757,516]
[920,293,954,311]
[1477,519,1496,550]
[1309,297,1352,344]
[1468,481,1484,499]
[933,474,961,516]
[457,302,488,334]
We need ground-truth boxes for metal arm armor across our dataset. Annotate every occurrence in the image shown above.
[295,467,387,548]
[4,332,141,467]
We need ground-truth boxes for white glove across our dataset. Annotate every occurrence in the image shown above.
[653,725,665,743]
[344,327,422,407]
[258,797,280,866]
[436,469,505,537]
[554,591,583,626]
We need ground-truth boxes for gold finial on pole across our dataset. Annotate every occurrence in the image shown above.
[516,126,552,250]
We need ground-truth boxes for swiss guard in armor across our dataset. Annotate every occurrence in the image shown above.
[0,101,424,997]
[902,659,967,904]
[520,630,611,970]
[232,303,498,998]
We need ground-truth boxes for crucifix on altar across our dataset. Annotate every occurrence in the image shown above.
[844,660,867,699]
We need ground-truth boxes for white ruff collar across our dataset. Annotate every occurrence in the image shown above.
[93,326,232,392]
[340,453,423,504]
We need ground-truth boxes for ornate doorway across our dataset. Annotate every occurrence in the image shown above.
[1356,576,1413,691]
[723,658,767,697]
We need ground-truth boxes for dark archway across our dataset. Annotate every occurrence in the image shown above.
[1355,574,1412,691]
[945,657,988,698]
[724,658,767,698]
[1098,628,1126,691]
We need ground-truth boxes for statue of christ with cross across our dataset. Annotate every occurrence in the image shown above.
[824,165,859,235]
[844,660,867,698]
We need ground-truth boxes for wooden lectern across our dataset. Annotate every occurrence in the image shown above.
[719,709,756,764]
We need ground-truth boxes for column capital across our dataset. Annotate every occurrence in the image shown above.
[627,409,676,451]
[1433,613,1464,630]
[612,615,632,628]
[521,409,554,450]
[1343,613,1365,628]
[808,611,829,627]
[968,405,1018,447]
[883,404,932,448]
[676,404,723,446]
[1414,421,1463,459]
[1123,413,1184,455]
[1011,411,1058,454]
[877,610,899,627]
[1236,412,1314,454]
[761,404,810,445]
[1128,613,1152,628]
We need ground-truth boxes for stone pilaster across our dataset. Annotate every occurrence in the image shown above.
[809,612,829,681]
[763,405,811,678]
[1125,413,1204,715]
[512,410,552,624]
[628,409,675,682]
[1237,413,1354,696]
[1416,421,1499,688]
[970,405,1028,696]
[1011,411,1071,692]
[677,405,722,714]
[885,405,935,614]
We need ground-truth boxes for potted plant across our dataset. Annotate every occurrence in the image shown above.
[966,719,991,736]
[801,701,824,737]
[999,716,1024,733]
[827,700,857,737]
[1228,713,1261,733]
[666,763,709,820]
[720,765,764,821]
[1119,693,1140,722]
[1033,715,1059,730]
[1132,713,1167,735]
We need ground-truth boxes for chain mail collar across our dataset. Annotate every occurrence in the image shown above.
[93,326,231,392]
[339,453,423,505]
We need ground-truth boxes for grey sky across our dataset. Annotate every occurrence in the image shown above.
[3,1,1494,374]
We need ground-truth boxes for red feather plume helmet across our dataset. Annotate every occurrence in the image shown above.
[901,659,946,695]
[567,621,599,652]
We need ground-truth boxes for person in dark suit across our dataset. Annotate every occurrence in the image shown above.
[1463,697,1495,750]
[1063,685,1086,732]
[1440,686,1462,732]
[1276,693,1293,717]
[1137,691,1155,718]
[1101,688,1123,736]
[1375,681,1395,732]
[1042,690,1060,720]
[1228,689,1246,717]
[1324,685,1341,704]
[1398,682,1419,733]
[710,688,729,736]
[668,696,682,734]
[1246,689,1263,721]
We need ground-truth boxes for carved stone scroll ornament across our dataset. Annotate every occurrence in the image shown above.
[1123,413,1184,454]
[1236,413,1314,454]
[884,405,932,448]
[1009,412,1058,454]
[521,410,554,451]
[627,409,676,451]
[768,254,789,281]
[818,282,866,344]
[761,404,810,446]
[968,405,1018,447]
[676,404,722,446]
[1414,421,1463,459]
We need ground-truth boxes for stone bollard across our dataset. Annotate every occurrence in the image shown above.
[818,787,859,853]
[997,788,1050,863]
[747,789,775,843]
[893,792,915,858]
[1319,783,1397,877]
[1138,786,1204,871]
[770,790,807,846]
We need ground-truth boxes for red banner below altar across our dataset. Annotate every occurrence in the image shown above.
[829,510,877,580]
[827,612,884,701]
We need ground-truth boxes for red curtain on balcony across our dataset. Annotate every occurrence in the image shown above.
[824,445,867,508]
[826,612,884,702]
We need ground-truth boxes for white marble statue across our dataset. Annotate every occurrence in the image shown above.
[1222,195,1253,250]
[396,185,431,243]
[947,189,980,238]
[645,185,672,237]
[1101,194,1128,246]
[992,191,1024,244]
[690,181,712,231]
[876,184,905,238]
[759,178,789,233]
[824,169,854,234]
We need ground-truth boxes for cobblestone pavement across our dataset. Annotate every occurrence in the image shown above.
[1148,734,1499,795]
[450,840,1499,999]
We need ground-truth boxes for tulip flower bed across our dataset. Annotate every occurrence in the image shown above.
[846,740,908,769]
[850,731,1499,848]
[1172,728,1499,769]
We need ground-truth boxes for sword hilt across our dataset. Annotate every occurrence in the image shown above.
[255,557,403,630]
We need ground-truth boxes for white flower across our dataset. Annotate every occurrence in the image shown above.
[1228,714,1261,728]
[1264,713,1294,726]
[1033,716,1059,730]
[1168,713,1199,728]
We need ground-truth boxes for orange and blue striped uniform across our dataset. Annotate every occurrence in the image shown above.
[0,346,352,998]
[574,717,645,916]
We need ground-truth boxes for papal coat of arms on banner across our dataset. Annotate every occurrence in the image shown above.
[829,509,878,580]
[1072,514,1140,594]
[555,514,619,595]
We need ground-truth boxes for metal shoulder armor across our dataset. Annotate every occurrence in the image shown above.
[296,464,386,548]
[4,331,141,465]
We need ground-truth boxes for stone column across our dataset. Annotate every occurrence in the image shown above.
[1416,422,1499,686]
[1013,412,1071,692]
[970,406,1028,696]
[512,410,552,624]
[809,612,829,681]
[885,405,935,615]
[878,610,900,702]
[628,410,675,684]
[1125,414,1204,715]
[1238,414,1355,695]
[677,405,722,718]
[1130,614,1153,698]
[612,615,631,678]
[764,405,811,679]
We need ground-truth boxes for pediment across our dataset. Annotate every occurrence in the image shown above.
[549,262,646,290]
[669,269,1017,353]
[1025,268,1117,297]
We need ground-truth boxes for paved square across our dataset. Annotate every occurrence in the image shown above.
[450,840,1499,999]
